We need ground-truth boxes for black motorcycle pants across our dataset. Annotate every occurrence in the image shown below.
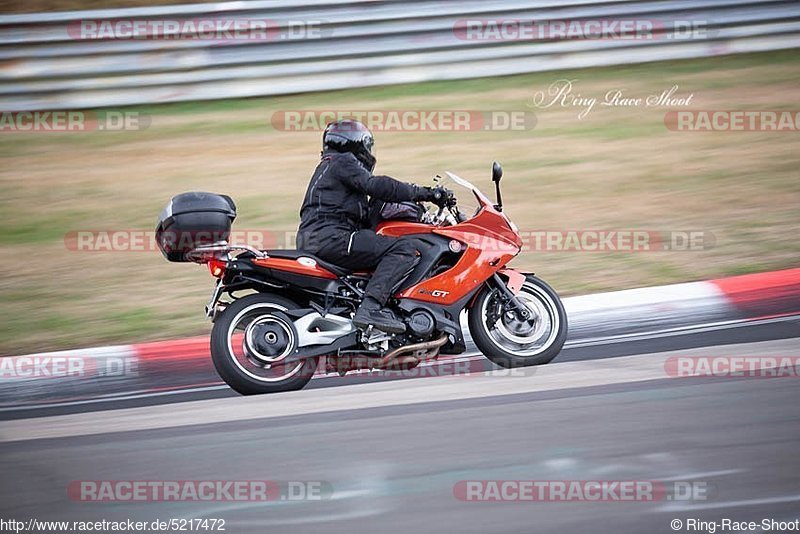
[315,229,422,305]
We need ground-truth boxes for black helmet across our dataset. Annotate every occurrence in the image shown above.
[322,119,376,172]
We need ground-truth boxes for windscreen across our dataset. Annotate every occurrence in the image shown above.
[428,172,487,220]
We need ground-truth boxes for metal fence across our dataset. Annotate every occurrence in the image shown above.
[1,0,798,111]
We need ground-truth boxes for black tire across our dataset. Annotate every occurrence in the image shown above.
[468,275,567,368]
[211,293,318,395]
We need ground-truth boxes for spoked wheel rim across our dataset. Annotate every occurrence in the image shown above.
[480,282,561,357]
[226,303,305,383]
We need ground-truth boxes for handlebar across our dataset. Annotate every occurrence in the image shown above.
[423,201,462,227]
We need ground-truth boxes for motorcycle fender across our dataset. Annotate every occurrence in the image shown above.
[499,268,530,295]
[466,268,532,308]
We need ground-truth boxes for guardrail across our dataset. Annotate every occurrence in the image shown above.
[1,0,798,110]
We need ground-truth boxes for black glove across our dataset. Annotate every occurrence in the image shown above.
[419,186,455,207]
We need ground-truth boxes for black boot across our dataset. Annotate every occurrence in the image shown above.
[353,297,406,334]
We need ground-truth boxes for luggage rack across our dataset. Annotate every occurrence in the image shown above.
[184,241,267,263]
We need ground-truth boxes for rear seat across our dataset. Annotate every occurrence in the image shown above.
[265,249,352,277]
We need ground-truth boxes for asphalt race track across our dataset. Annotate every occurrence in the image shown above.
[1,317,799,534]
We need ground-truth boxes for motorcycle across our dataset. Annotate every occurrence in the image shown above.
[156,162,567,394]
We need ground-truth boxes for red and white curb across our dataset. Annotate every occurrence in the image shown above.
[567,268,800,341]
[2,268,798,407]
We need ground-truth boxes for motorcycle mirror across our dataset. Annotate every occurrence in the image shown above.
[491,161,503,183]
[491,161,504,211]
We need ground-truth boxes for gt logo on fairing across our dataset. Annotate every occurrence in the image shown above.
[419,288,450,298]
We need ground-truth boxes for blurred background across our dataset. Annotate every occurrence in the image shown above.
[1,0,798,355]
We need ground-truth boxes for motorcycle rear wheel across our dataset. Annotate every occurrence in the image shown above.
[211,293,318,395]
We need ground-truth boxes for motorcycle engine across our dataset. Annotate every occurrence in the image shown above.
[407,310,435,337]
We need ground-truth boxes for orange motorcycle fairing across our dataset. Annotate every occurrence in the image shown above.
[377,202,522,306]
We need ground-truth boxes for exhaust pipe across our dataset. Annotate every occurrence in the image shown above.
[374,334,449,369]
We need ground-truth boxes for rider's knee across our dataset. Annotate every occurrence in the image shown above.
[394,237,422,256]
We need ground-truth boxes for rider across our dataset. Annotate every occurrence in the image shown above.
[296,119,448,334]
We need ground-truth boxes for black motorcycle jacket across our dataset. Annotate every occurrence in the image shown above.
[296,151,426,252]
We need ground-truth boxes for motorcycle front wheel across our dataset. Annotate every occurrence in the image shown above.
[468,275,567,368]
[211,293,318,395]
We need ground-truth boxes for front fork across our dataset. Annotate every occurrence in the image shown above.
[485,271,532,329]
